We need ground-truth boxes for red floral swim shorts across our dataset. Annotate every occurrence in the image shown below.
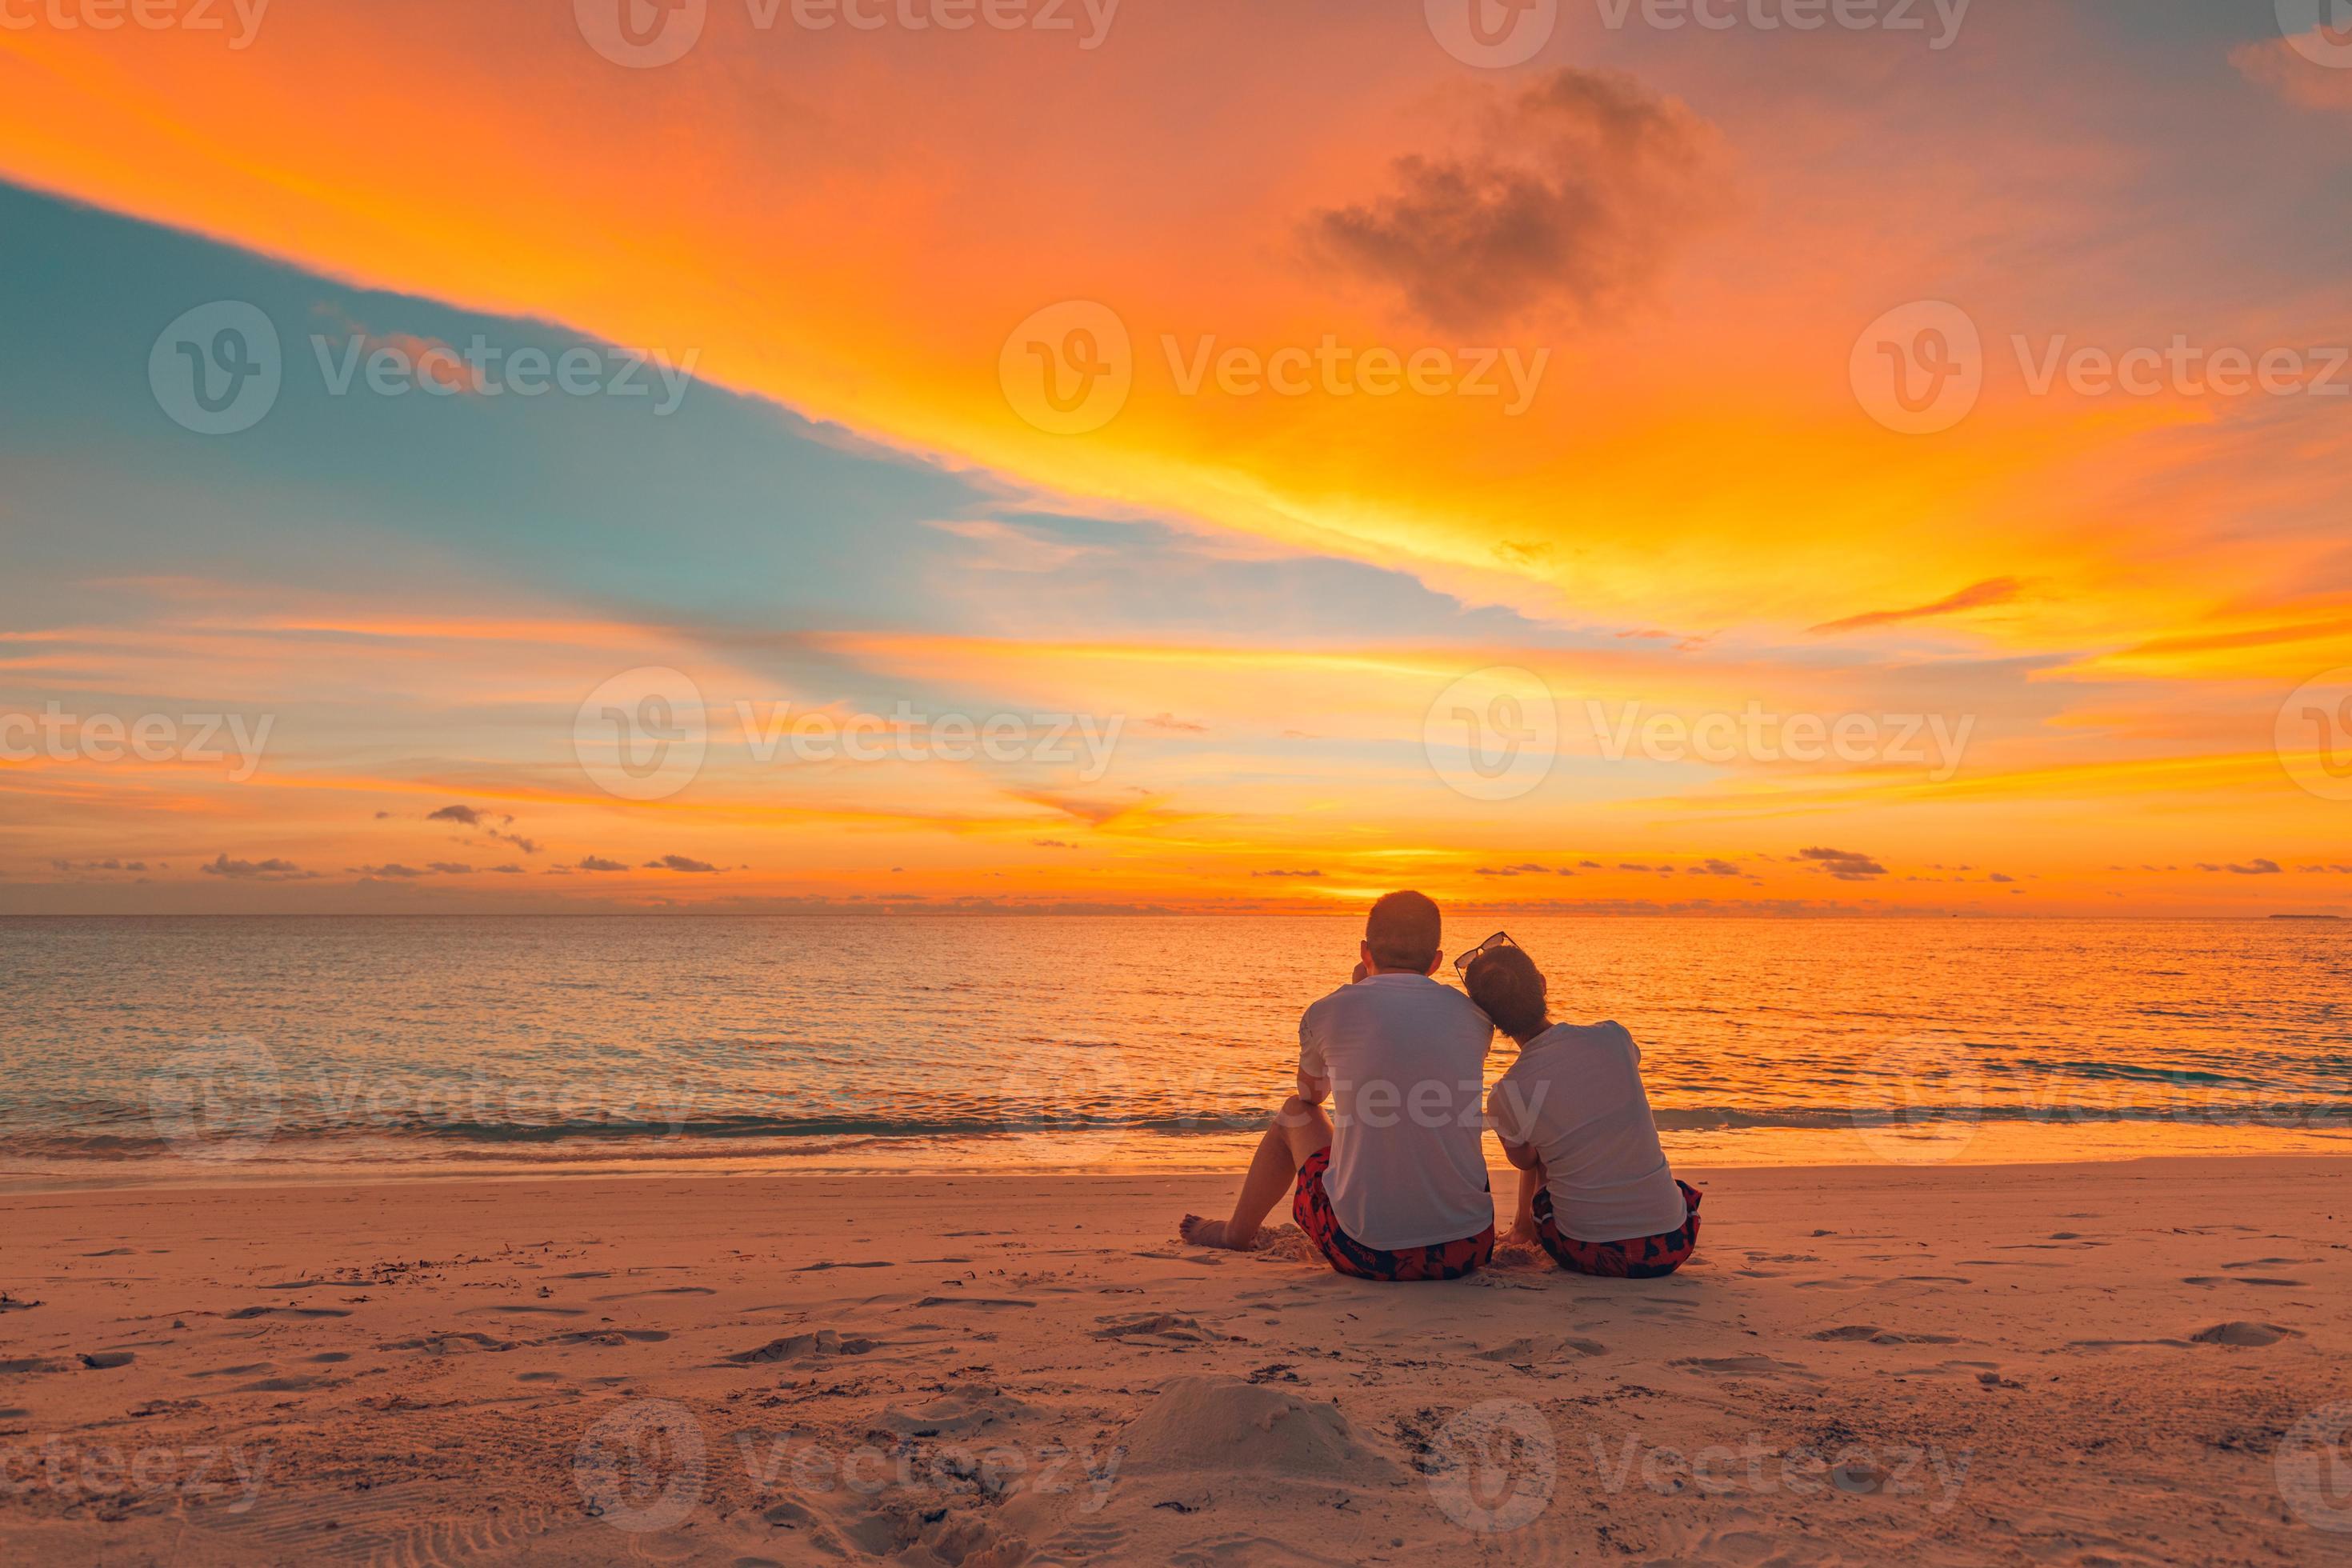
[1292,1148,1494,1282]
[1534,1180,1703,1278]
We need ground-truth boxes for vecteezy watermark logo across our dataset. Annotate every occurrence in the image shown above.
[150,302,282,436]
[2277,1401,2352,1532]
[2278,0,2352,69]
[575,0,707,66]
[575,667,710,802]
[1851,300,1982,434]
[1001,301,1133,435]
[1849,1036,1982,1165]
[1426,0,1557,67]
[146,1036,282,1162]
[1424,1400,1557,1533]
[995,1040,1150,1164]
[575,1400,707,1533]
[1424,666,1558,802]
[2276,667,2352,802]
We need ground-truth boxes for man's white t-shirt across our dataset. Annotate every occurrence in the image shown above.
[1488,1021,1686,1243]
[1298,973,1494,1250]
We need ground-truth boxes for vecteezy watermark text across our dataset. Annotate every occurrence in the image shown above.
[310,333,698,414]
[148,300,700,435]
[1854,300,2352,434]
[574,667,1126,802]
[1162,336,1550,417]
[1,703,274,782]
[998,302,1553,435]
[1589,700,1976,781]
[1594,0,1970,49]
[0,0,269,47]
[0,1436,271,1510]
[574,0,1120,68]
[1588,1431,1972,1510]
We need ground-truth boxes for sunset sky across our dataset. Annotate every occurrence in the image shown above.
[4,0,2350,914]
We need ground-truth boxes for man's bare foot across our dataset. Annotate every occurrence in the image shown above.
[1179,1214,1255,1250]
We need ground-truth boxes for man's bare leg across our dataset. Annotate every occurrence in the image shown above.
[1180,1096,1334,1250]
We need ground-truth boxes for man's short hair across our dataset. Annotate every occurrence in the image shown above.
[1464,946,1548,1041]
[1364,890,1442,972]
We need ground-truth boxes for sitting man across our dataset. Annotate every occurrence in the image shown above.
[1182,890,1496,1281]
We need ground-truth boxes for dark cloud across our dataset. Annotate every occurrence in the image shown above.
[576,856,630,872]
[1251,869,1323,878]
[201,854,316,881]
[490,830,542,856]
[427,862,473,875]
[350,863,430,878]
[1475,863,1554,877]
[1810,578,2022,635]
[1988,872,2015,883]
[1798,846,1888,881]
[645,855,721,874]
[1145,713,1209,734]
[1692,859,1741,877]
[1033,839,1079,850]
[488,864,526,874]
[1305,68,1722,334]
[426,804,482,825]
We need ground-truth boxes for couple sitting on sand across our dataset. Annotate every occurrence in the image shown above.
[1183,890,1700,1283]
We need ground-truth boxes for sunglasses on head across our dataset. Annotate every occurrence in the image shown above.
[1451,930,1517,976]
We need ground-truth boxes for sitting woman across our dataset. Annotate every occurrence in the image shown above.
[1462,942,1702,1278]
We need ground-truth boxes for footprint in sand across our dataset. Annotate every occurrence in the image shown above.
[2183,1275,2306,1287]
[914,1295,1036,1309]
[1808,1325,1961,1346]
[1671,1354,1818,1379]
[555,1329,671,1347]
[1094,1313,1224,1344]
[727,1330,880,1364]
[78,1351,135,1369]
[2191,1321,2302,1347]
[381,1332,514,1354]
[226,1305,350,1319]
[1473,1334,1606,1363]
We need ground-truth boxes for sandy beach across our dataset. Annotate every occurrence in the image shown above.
[2,1157,2348,1566]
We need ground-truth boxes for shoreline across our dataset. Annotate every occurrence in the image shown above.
[6,1120,2350,1196]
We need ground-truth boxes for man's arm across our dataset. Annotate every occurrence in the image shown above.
[1295,1066,1330,1106]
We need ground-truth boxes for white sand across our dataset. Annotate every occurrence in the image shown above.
[2,1158,2349,1565]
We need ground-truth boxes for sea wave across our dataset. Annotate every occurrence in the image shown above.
[6,1096,2351,1162]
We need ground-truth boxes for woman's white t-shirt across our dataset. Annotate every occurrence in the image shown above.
[1488,1021,1686,1243]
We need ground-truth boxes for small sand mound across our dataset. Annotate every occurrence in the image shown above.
[2190,1321,2298,1347]
[1117,1376,1398,1480]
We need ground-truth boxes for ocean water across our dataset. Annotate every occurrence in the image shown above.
[1,914,2347,1188]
